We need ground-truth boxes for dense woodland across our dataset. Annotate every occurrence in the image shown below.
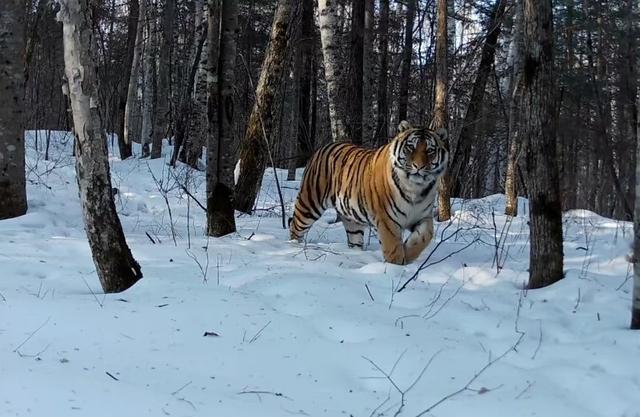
[0,0,638,326]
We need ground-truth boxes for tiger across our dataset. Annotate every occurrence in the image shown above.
[289,121,449,265]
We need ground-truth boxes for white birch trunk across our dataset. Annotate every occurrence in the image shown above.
[318,0,348,142]
[57,0,142,293]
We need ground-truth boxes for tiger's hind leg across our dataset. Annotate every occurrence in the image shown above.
[343,219,366,249]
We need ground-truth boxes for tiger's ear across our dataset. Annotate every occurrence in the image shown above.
[435,127,448,141]
[398,120,413,132]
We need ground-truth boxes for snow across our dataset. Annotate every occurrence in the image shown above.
[1,131,639,417]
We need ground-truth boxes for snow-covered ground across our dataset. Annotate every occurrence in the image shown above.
[1,131,638,417]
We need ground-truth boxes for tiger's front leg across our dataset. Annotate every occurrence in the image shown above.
[377,220,406,265]
[403,217,434,263]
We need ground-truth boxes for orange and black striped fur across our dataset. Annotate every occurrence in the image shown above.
[289,121,449,265]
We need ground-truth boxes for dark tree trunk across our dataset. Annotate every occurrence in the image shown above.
[58,0,142,293]
[114,0,138,160]
[633,93,640,329]
[207,0,236,237]
[447,0,507,197]
[348,0,364,144]
[234,0,295,214]
[521,0,563,289]
[375,0,390,145]
[150,0,175,159]
[0,0,27,220]
[434,0,451,221]
[397,0,416,123]
[294,0,314,168]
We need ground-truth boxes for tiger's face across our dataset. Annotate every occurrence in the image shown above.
[391,122,449,185]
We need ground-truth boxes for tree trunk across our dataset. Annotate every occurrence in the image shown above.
[170,8,208,168]
[57,0,142,293]
[288,0,315,177]
[140,1,155,158]
[124,0,145,147]
[150,0,175,159]
[447,0,507,197]
[348,0,365,144]
[632,92,640,329]
[207,0,237,237]
[521,0,563,289]
[505,0,524,216]
[374,0,390,145]
[397,0,416,123]
[362,0,375,144]
[0,0,27,220]
[318,0,348,141]
[114,0,138,160]
[234,0,294,214]
[434,0,450,221]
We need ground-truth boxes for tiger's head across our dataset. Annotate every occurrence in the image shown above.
[390,121,449,185]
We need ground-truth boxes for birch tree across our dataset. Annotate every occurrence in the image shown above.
[150,0,175,159]
[521,0,563,289]
[0,0,27,220]
[207,0,236,237]
[318,0,348,142]
[57,0,142,293]
[234,0,295,214]
[140,1,156,158]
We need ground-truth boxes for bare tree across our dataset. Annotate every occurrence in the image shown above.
[140,0,155,158]
[348,0,365,144]
[632,92,640,330]
[521,0,563,289]
[375,0,390,145]
[0,0,27,220]
[318,0,348,141]
[434,0,450,221]
[150,0,175,159]
[207,0,236,237]
[397,0,416,123]
[124,0,145,148]
[234,0,295,214]
[114,0,138,160]
[58,0,142,293]
[362,0,375,143]
[505,0,524,216]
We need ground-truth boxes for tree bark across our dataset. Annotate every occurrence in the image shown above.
[140,0,155,158]
[434,0,451,221]
[207,0,236,237]
[124,0,145,147]
[114,0,138,160]
[521,0,563,289]
[57,0,142,293]
[348,0,365,144]
[446,0,507,197]
[234,0,294,214]
[374,0,390,145]
[362,0,375,144]
[0,0,27,220]
[505,0,524,216]
[632,92,640,329]
[318,0,348,141]
[150,0,175,159]
[397,0,416,123]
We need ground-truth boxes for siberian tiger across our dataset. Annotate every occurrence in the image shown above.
[289,121,449,265]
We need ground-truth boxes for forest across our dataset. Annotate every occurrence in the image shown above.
[0,0,639,416]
